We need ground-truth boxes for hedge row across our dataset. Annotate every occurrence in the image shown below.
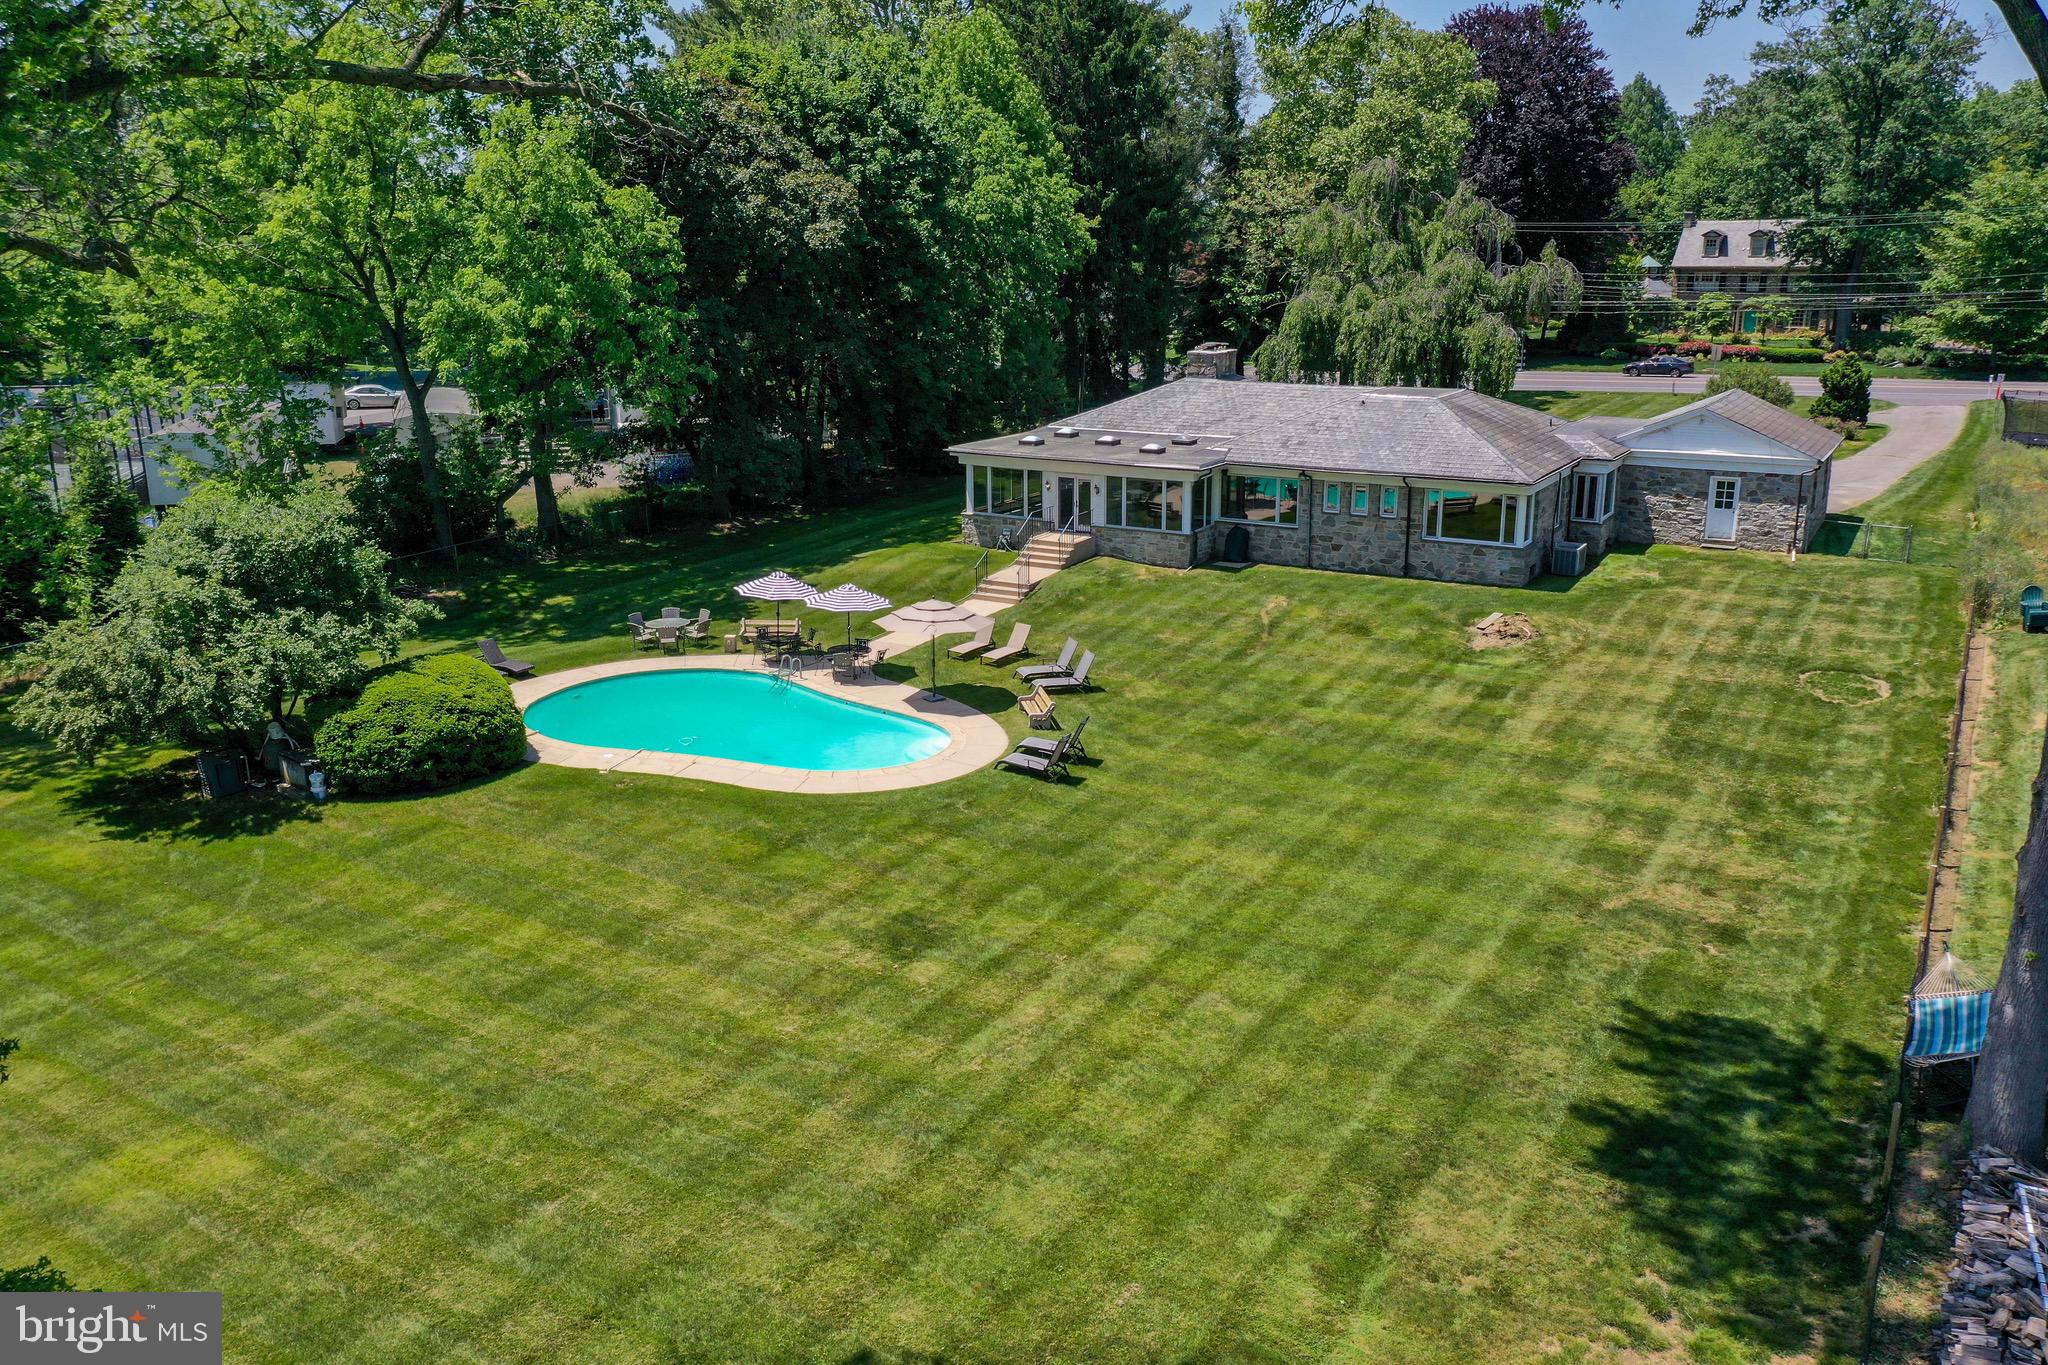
[318,654,529,795]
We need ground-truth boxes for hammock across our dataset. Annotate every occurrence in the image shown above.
[1904,948,1992,1066]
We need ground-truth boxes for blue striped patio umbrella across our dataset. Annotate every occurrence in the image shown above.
[804,583,892,647]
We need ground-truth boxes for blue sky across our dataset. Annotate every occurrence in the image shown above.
[1178,1,2036,113]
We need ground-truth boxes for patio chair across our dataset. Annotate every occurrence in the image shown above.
[1015,714,1088,762]
[625,612,660,650]
[980,623,1031,668]
[996,732,1071,781]
[1016,637,1077,682]
[654,624,682,653]
[1019,685,1058,730]
[477,638,534,678]
[1034,650,1094,693]
[948,622,996,659]
[660,607,684,624]
[2025,585,2046,633]
[681,607,712,643]
[861,648,888,677]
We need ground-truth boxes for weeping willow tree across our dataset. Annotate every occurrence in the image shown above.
[1253,159,1579,395]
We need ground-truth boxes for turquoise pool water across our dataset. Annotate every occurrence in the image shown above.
[522,669,950,772]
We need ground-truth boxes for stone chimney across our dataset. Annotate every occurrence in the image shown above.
[1183,341,1239,380]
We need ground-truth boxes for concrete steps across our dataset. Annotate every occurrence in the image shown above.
[975,532,1096,604]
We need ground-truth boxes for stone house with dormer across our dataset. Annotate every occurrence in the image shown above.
[949,346,1839,590]
[1659,217,1823,327]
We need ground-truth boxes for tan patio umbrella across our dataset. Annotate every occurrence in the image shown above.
[873,598,991,700]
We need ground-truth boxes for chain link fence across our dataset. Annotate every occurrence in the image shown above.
[1813,516,1917,562]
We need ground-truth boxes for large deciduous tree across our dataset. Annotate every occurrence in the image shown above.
[1966,734,2048,1162]
[132,23,469,557]
[1253,159,1558,394]
[16,483,431,756]
[1244,0,1495,196]
[1617,74,1685,183]
[1445,3,1634,265]
[981,0,1194,405]
[1913,164,2048,357]
[426,107,690,544]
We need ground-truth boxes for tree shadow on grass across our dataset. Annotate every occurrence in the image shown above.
[58,760,323,844]
[1569,1002,1889,1356]
[934,683,1023,718]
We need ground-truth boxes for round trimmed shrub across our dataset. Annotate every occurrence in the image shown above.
[318,654,528,795]
[1704,361,1796,409]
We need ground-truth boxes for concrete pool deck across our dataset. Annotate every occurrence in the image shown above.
[509,655,1012,793]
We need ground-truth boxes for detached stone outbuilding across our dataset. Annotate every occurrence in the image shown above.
[948,349,1839,589]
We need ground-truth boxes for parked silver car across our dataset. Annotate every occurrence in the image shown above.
[342,383,403,411]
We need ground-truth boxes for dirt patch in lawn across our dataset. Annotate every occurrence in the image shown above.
[1799,669,1893,706]
[1468,611,1540,650]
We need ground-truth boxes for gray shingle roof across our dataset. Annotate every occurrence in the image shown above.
[1617,388,1842,461]
[948,379,1583,486]
[1669,218,1805,269]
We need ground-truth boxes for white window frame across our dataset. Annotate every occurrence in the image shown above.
[1350,485,1373,516]
[1324,482,1342,514]
[1571,471,1616,524]
[979,464,1036,518]
[1218,474,1302,528]
[1379,485,1399,518]
[1420,488,1532,547]
[1102,474,1189,533]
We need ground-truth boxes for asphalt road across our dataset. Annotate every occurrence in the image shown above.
[340,385,474,433]
[1514,369,2038,407]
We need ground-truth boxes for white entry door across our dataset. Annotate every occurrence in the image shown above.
[1706,476,1741,541]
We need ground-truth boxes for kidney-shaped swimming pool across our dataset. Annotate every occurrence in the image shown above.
[522,668,951,772]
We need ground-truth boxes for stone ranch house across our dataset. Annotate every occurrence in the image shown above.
[949,359,1838,590]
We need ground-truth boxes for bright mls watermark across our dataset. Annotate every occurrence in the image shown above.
[1,1294,220,1363]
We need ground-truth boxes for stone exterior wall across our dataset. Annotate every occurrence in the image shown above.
[1565,514,1614,559]
[1403,480,1559,588]
[1304,480,1408,575]
[1090,524,1196,568]
[960,513,1050,549]
[1615,465,1820,552]
[1196,476,1558,587]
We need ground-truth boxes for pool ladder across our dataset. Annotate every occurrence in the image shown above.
[773,654,804,686]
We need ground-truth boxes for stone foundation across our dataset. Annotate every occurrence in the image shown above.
[1090,524,1195,568]
[1936,1149,2048,1363]
[961,513,1050,548]
[1616,466,1823,552]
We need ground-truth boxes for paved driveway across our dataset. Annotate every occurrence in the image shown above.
[1826,404,1969,511]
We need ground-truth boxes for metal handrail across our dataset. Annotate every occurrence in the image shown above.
[972,547,991,593]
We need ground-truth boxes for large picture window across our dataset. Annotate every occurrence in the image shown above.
[1221,474,1299,526]
[1570,471,1616,523]
[1103,476,1186,531]
[980,465,1032,517]
[1423,489,1526,546]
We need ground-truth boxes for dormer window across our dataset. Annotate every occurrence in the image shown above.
[1701,230,1727,258]
[1749,230,1776,257]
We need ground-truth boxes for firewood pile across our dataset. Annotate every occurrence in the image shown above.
[1940,1150,2048,1363]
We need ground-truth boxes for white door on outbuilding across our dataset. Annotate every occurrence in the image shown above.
[1706,476,1741,541]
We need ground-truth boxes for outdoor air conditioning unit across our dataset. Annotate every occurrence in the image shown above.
[1550,541,1588,577]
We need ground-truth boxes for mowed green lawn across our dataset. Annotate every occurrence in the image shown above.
[0,491,1964,1363]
